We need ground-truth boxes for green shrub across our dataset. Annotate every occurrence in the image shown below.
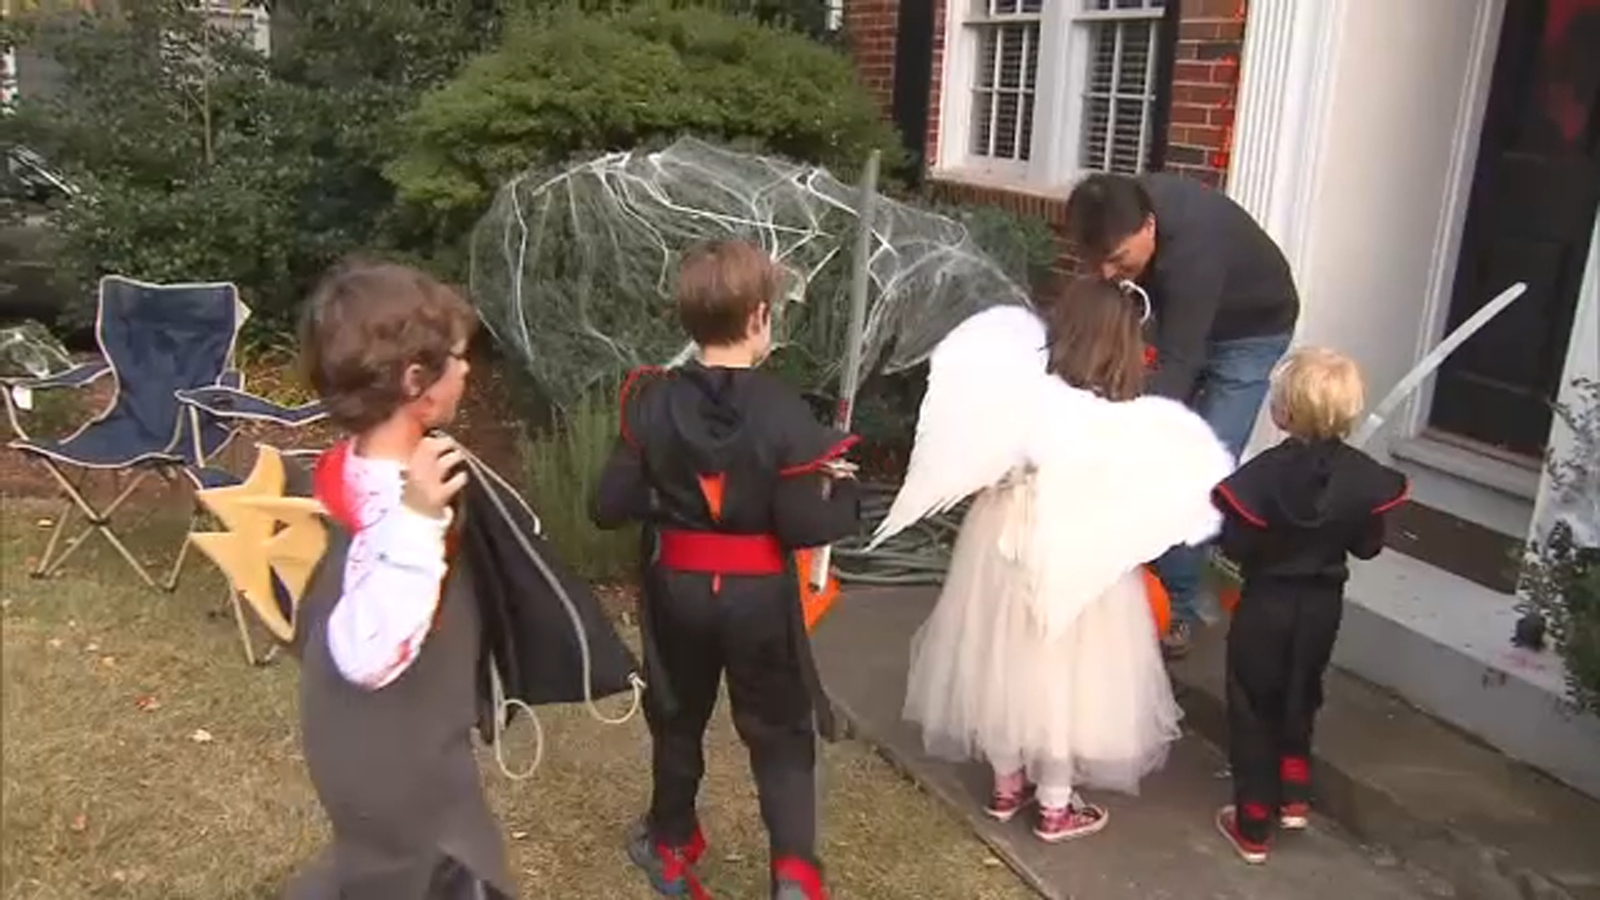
[386,4,904,262]
[522,389,639,583]
[1518,377,1600,716]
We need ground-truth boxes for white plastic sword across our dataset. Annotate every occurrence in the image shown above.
[1349,281,1529,449]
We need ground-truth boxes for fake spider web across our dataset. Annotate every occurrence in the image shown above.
[469,137,1033,412]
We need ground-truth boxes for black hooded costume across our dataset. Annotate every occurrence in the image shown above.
[1211,438,1408,844]
[280,440,640,900]
[592,362,862,899]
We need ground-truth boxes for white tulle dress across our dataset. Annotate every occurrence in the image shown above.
[869,303,1235,808]
[903,471,1183,803]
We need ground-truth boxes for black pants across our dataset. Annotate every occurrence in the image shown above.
[1225,584,1343,843]
[642,567,818,864]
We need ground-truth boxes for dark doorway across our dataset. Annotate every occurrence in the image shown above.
[890,0,936,179]
[1430,0,1600,458]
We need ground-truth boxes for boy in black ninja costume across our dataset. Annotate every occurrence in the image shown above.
[1210,346,1408,864]
[593,240,862,900]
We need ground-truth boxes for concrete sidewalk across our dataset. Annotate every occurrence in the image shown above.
[811,586,1448,900]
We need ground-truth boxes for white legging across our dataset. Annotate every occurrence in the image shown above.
[989,752,1078,810]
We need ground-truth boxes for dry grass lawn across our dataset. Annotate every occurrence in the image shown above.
[0,496,1033,900]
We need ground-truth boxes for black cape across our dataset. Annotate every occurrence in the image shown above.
[289,441,641,742]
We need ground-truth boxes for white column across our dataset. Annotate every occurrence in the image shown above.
[1224,0,1345,277]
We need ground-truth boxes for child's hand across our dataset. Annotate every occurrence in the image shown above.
[402,435,468,519]
[820,459,859,480]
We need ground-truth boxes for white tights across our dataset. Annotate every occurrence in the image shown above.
[990,752,1078,810]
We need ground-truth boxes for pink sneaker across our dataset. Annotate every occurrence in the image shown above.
[984,783,1036,823]
[1034,802,1109,843]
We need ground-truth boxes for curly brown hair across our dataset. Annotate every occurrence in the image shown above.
[1043,276,1147,402]
[298,259,477,434]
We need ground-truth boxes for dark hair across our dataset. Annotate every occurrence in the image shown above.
[675,239,778,347]
[298,259,477,434]
[1063,173,1154,262]
[1043,276,1147,402]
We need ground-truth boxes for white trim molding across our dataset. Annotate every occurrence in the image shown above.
[1405,0,1509,440]
[1225,0,1344,279]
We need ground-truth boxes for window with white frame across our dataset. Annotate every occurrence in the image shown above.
[943,0,1168,186]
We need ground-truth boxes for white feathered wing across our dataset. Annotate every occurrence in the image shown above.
[873,304,1235,640]
[1022,382,1234,640]
[868,303,1048,549]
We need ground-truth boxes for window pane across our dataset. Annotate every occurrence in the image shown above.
[976,27,999,87]
[1078,18,1160,174]
[973,91,995,156]
[1081,96,1110,170]
[969,20,1041,163]
[998,24,1028,89]
[1082,0,1166,10]
[1019,91,1036,161]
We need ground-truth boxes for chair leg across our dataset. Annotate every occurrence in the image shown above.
[29,462,171,589]
[226,587,279,667]
[29,499,73,578]
[228,587,260,666]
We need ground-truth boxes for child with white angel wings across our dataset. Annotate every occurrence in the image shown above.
[870,276,1235,843]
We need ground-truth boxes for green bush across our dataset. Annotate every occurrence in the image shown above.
[523,390,639,583]
[1,1,508,332]
[1518,377,1600,716]
[386,4,903,262]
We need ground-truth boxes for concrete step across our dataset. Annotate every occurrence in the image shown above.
[1168,613,1600,900]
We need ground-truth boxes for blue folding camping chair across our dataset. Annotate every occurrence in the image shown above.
[8,275,323,589]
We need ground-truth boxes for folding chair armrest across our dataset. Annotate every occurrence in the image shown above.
[6,359,112,392]
[221,369,245,390]
[175,386,327,428]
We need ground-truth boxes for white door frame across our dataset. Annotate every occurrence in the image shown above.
[1227,0,1595,551]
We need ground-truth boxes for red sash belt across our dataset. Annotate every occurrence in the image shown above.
[657,529,785,575]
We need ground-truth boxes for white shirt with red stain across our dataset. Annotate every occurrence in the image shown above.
[324,454,453,690]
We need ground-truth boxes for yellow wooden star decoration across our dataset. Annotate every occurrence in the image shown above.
[189,445,328,648]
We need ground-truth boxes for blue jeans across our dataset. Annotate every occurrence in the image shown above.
[1154,331,1293,625]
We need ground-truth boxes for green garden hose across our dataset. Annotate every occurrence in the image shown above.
[830,481,962,587]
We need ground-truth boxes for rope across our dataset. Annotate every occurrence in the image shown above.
[454,442,647,781]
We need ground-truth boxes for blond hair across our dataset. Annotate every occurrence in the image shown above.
[1269,346,1366,441]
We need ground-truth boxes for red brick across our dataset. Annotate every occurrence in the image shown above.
[1169,123,1225,150]
[1172,83,1233,107]
[1185,0,1246,17]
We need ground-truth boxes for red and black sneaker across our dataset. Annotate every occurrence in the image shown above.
[1279,802,1311,831]
[627,819,710,898]
[773,856,828,900]
[1216,805,1270,864]
[1279,756,1312,830]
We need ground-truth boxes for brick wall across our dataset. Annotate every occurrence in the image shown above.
[1165,0,1247,188]
[847,0,1250,269]
[844,0,899,113]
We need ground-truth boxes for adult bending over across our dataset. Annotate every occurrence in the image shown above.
[1063,172,1299,658]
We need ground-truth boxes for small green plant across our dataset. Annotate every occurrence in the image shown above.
[522,389,639,583]
[1518,377,1600,716]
